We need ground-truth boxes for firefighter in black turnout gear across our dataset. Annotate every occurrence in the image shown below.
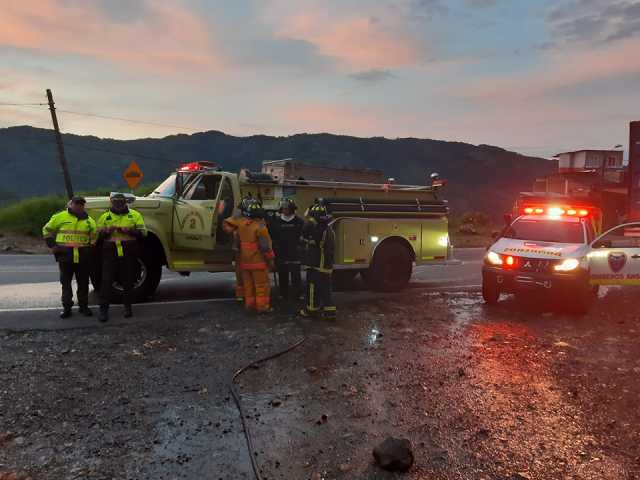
[42,196,97,318]
[269,198,304,304]
[300,200,337,318]
[96,193,147,322]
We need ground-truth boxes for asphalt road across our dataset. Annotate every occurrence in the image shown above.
[0,248,484,330]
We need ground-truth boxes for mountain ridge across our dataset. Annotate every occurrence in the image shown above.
[0,125,556,215]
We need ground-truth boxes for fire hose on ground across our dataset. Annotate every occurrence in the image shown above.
[230,336,307,480]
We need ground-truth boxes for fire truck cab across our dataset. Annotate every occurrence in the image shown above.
[483,202,640,312]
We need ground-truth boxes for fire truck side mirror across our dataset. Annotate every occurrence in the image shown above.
[503,213,512,226]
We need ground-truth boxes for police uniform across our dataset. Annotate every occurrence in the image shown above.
[96,194,147,321]
[42,197,97,318]
[300,203,336,318]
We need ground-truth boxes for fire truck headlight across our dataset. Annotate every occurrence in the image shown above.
[437,234,449,247]
[486,251,503,266]
[370,236,379,243]
[553,258,580,272]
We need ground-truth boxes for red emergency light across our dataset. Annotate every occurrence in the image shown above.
[522,205,590,218]
[178,161,218,172]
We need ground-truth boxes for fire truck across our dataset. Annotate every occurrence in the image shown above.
[85,161,454,302]
[483,198,640,313]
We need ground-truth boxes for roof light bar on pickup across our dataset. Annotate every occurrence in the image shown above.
[522,206,589,217]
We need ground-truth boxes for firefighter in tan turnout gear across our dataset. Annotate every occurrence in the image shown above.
[42,196,97,318]
[96,193,147,322]
[224,199,275,313]
[300,200,337,319]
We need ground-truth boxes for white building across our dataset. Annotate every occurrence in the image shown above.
[556,149,624,173]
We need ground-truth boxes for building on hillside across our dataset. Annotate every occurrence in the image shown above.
[262,158,385,184]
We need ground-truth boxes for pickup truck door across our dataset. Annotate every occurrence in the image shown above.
[172,174,222,250]
[588,222,640,285]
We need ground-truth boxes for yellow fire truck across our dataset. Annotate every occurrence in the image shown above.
[85,161,454,302]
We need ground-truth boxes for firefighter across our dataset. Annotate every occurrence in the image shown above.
[96,193,147,322]
[300,201,336,319]
[42,196,97,318]
[226,199,275,313]
[223,198,253,303]
[269,198,304,304]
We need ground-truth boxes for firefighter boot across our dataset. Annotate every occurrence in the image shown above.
[124,305,133,319]
[98,306,109,323]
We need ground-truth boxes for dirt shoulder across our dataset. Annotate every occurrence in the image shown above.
[0,234,48,254]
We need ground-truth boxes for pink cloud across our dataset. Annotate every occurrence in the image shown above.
[0,0,225,73]
[274,8,423,70]
[463,37,640,102]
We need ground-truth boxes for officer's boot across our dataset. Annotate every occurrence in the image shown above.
[124,304,133,319]
[79,306,93,317]
[60,306,73,319]
[98,305,109,323]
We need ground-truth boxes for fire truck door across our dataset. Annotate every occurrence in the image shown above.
[173,174,221,250]
[589,222,640,285]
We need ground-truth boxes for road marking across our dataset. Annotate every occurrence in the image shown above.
[0,297,236,313]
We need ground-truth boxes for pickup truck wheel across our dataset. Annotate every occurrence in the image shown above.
[367,242,413,292]
[482,279,500,304]
[89,252,162,303]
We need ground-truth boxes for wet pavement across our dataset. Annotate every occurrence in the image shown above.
[2,282,640,479]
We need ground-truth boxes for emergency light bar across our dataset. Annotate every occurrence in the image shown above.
[178,161,219,172]
[522,206,590,217]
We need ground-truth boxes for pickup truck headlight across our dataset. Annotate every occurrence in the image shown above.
[553,258,580,272]
[486,251,503,266]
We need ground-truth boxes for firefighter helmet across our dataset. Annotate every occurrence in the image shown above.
[244,199,265,219]
[307,201,330,222]
[279,197,297,213]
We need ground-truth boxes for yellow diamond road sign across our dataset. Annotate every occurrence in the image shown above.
[123,160,143,189]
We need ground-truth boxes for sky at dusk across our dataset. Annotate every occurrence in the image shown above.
[1,0,639,158]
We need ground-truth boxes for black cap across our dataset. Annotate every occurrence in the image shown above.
[70,196,86,205]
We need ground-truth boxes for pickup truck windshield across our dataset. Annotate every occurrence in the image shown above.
[504,219,585,244]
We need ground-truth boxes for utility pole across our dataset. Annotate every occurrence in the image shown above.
[46,89,74,199]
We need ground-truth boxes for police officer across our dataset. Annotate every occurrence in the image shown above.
[269,198,304,304]
[300,200,336,319]
[42,196,97,318]
[96,193,147,322]
[225,199,276,313]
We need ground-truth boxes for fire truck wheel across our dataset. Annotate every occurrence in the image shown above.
[367,242,413,292]
[90,252,162,303]
[482,279,500,304]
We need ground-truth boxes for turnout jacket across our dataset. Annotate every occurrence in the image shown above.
[301,220,335,273]
[224,217,275,270]
[42,209,97,263]
[269,214,304,264]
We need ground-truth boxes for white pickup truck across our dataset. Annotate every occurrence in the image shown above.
[482,211,640,312]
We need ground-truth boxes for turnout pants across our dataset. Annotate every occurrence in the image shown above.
[234,257,244,301]
[305,268,336,316]
[59,260,90,309]
[100,254,137,307]
[277,262,302,301]
[241,269,271,312]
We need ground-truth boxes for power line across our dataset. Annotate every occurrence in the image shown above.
[57,109,197,131]
[0,102,48,106]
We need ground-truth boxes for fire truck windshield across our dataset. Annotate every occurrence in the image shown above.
[504,218,585,244]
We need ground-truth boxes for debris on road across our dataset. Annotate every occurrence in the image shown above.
[373,437,414,472]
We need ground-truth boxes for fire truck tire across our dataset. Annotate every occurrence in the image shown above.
[367,242,413,292]
[482,279,500,304]
[90,251,162,303]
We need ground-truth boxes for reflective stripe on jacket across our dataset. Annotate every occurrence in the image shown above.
[97,208,147,257]
[42,209,97,264]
